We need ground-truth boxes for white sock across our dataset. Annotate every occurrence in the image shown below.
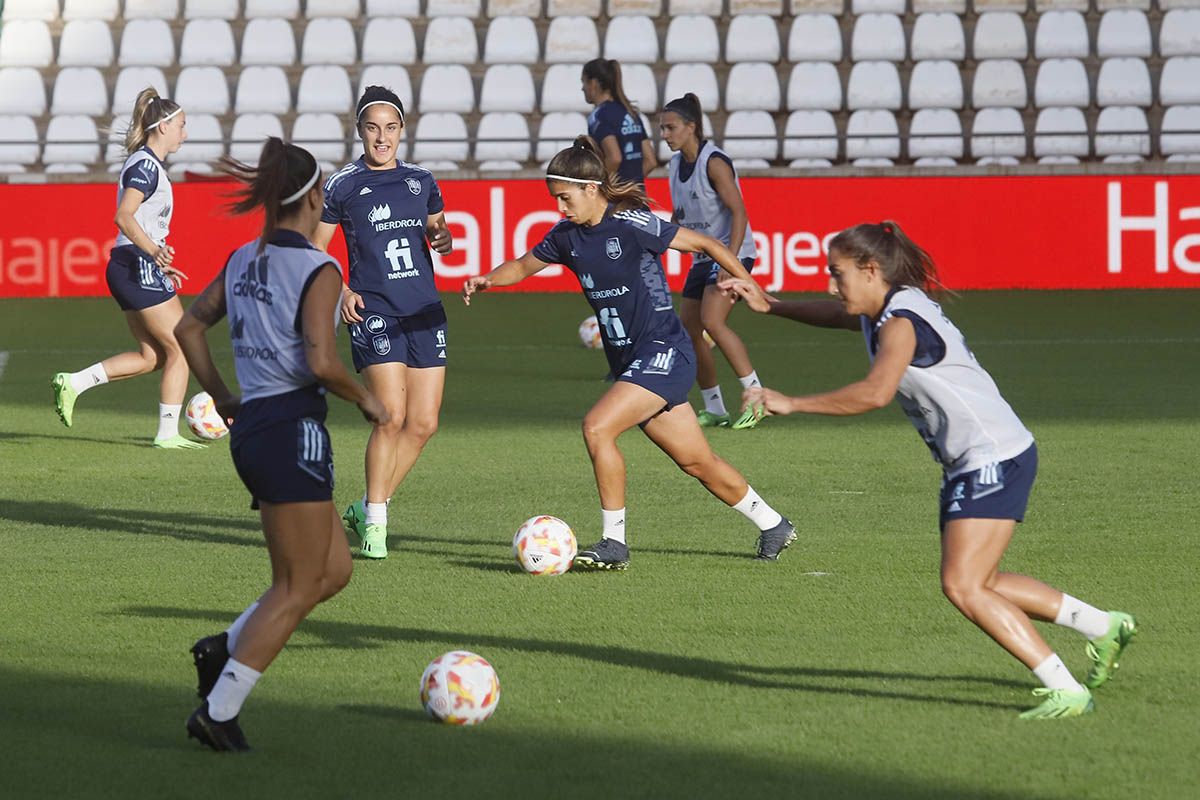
[225,601,260,653]
[732,486,783,531]
[737,371,761,389]
[1054,594,1111,640]
[206,657,262,722]
[602,507,626,544]
[156,403,181,440]
[1031,653,1084,691]
[69,363,108,395]
[365,501,388,527]
[701,386,727,416]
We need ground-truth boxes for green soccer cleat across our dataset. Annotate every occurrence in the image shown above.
[696,410,731,428]
[1018,687,1094,720]
[342,499,366,542]
[153,435,207,450]
[1085,611,1138,689]
[359,522,388,559]
[730,403,764,430]
[52,373,78,428]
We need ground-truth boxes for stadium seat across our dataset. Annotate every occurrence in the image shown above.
[112,67,168,114]
[726,15,782,63]
[787,158,833,168]
[43,114,100,165]
[0,20,53,67]
[358,65,413,111]
[235,66,292,115]
[302,19,356,65]
[665,15,721,62]
[179,20,236,66]
[908,60,964,109]
[1034,11,1089,59]
[418,65,475,113]
[484,16,540,64]
[846,109,900,159]
[913,0,967,12]
[731,0,783,13]
[245,0,299,17]
[292,113,346,163]
[241,18,296,66]
[297,65,352,114]
[118,19,175,67]
[168,161,216,177]
[851,14,906,62]
[540,63,591,112]
[1033,107,1089,157]
[847,62,902,110]
[912,14,965,61]
[1160,57,1200,105]
[478,160,525,171]
[783,110,838,160]
[45,163,93,174]
[536,111,589,162]
[726,63,782,112]
[663,63,720,112]
[174,67,230,115]
[973,12,1028,60]
[0,68,46,115]
[622,63,659,112]
[609,0,663,14]
[1160,11,1200,57]
[913,157,958,167]
[184,0,238,18]
[1096,58,1152,107]
[1096,10,1152,58]
[972,59,1027,108]
[1102,154,1145,164]
[1161,105,1200,155]
[61,0,115,20]
[976,155,1020,165]
[423,16,479,65]
[548,0,601,14]
[58,20,114,67]
[1162,0,1200,8]
[306,0,360,16]
[1094,106,1150,156]
[4,0,60,20]
[730,158,771,169]
[362,18,417,65]
[125,1,179,18]
[1037,155,1080,164]
[853,0,904,11]
[544,16,600,63]
[669,0,721,13]
[1097,0,1150,8]
[230,113,284,164]
[428,0,479,14]
[788,14,842,61]
[1035,59,1090,108]
[50,67,107,116]
[722,111,778,160]
[787,62,842,110]
[1034,0,1087,10]
[479,64,536,113]
[971,107,1026,158]
[792,1,846,14]
[0,115,40,165]
[487,0,540,14]
[475,111,531,163]
[909,107,963,158]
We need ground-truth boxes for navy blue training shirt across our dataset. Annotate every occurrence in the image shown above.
[587,100,647,187]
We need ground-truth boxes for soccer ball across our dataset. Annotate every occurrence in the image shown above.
[578,315,603,349]
[419,650,500,726]
[512,515,577,576]
[185,391,228,440]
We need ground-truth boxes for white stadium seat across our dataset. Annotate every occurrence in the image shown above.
[1102,155,1145,164]
[118,19,175,67]
[973,12,1028,60]
[971,107,1026,158]
[428,0,480,13]
[306,0,361,16]
[972,59,1027,108]
[549,0,602,14]
[913,0,967,12]
[788,158,833,168]
[1035,0,1087,10]
[484,16,540,64]
[0,115,40,165]
[726,15,781,63]
[235,66,291,114]
[908,60,964,109]
[1096,10,1152,58]
[1037,155,1080,165]
[230,113,284,164]
[475,112,531,163]
[241,18,296,66]
[976,155,1020,165]
[670,0,721,12]
[1160,11,1200,57]
[665,15,721,62]
[479,64,537,113]
[536,111,589,162]
[908,108,963,159]
[179,20,236,66]
[0,68,47,115]
[4,0,60,21]
[125,1,179,19]
[487,0,540,14]
[46,163,93,174]
[731,158,771,169]
[1160,57,1200,106]
[726,63,782,112]
[973,0,1026,7]
[302,19,357,65]
[358,66,413,112]
[913,157,959,167]
[540,63,591,112]
[362,19,418,65]
[722,111,778,161]
[852,0,904,11]
[1033,107,1088,157]
[292,113,346,163]
[297,65,352,114]
[544,16,600,63]
[61,0,115,20]
[846,109,900,159]
[847,61,902,110]
[1035,59,1090,108]
[245,0,299,17]
[423,16,479,65]
[663,64,720,112]
[609,0,663,14]
[478,160,525,171]
[1162,0,1200,8]
[418,65,475,113]
[44,114,100,165]
[1034,11,1089,60]
[1096,58,1151,107]
[851,14,906,61]
[788,14,842,61]
[1162,105,1200,155]
[51,67,108,116]
[1094,106,1150,157]
[622,63,659,112]
[0,20,53,67]
[731,0,783,13]
[177,113,224,162]
[57,20,114,67]
[174,67,230,115]
[787,62,842,110]
[112,67,169,114]
[783,110,838,160]
[911,13,965,61]
[184,0,238,18]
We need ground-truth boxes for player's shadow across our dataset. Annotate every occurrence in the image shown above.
[127,605,1028,712]
[0,430,148,448]
[0,499,260,548]
[406,533,746,561]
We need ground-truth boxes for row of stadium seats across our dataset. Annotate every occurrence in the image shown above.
[4,11,1200,69]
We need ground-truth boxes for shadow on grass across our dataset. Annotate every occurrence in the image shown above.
[0,430,149,448]
[0,499,260,548]
[404,532,747,561]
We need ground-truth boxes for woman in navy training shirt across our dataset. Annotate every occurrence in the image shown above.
[582,59,657,187]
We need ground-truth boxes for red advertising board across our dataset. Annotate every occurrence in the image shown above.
[1,174,1199,298]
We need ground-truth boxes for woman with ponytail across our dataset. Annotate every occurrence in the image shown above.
[51,87,200,448]
[582,58,657,187]
[463,136,796,571]
[174,138,388,752]
[721,221,1136,721]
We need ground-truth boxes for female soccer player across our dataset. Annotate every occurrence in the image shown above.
[582,59,657,187]
[51,87,202,448]
[660,92,763,430]
[312,86,453,560]
[462,136,794,570]
[722,221,1137,719]
[175,139,387,751]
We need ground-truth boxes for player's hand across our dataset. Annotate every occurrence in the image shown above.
[462,276,491,305]
[340,288,365,323]
[161,266,188,289]
[717,278,771,313]
[214,393,241,425]
[429,220,453,255]
[742,386,793,418]
[154,244,175,268]
[358,393,390,426]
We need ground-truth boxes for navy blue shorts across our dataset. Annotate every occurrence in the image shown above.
[681,256,755,301]
[617,339,697,417]
[939,443,1038,530]
[231,417,334,506]
[105,244,177,311]
[349,305,447,371]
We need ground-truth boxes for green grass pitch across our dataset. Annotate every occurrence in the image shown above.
[0,291,1196,799]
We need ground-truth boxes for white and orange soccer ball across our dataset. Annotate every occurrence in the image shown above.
[185,391,229,440]
[512,515,577,576]
[419,650,500,726]
[578,315,603,349]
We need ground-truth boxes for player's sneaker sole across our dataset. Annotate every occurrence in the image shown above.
[731,404,763,430]
[1085,611,1138,689]
[572,555,629,571]
[342,500,365,542]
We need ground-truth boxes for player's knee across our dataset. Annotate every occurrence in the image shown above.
[940,570,980,611]
[282,577,325,615]
[677,453,713,480]
[323,559,352,600]
[376,407,407,436]
[405,415,438,443]
[699,311,729,335]
[581,416,613,449]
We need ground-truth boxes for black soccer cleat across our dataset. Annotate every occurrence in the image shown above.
[186,703,251,753]
[573,538,630,571]
[755,517,797,561]
[191,632,230,699]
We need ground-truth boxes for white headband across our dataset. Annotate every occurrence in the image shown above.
[282,162,322,206]
[357,100,405,123]
[546,174,602,185]
[144,107,182,131]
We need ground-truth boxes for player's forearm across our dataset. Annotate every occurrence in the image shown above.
[768,299,856,329]
[789,381,891,416]
[483,260,532,287]
[175,323,233,403]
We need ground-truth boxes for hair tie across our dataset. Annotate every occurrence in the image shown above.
[881,224,893,234]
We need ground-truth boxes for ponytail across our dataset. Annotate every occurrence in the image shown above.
[218,138,321,253]
[546,135,649,213]
[126,86,181,154]
[828,221,943,294]
[582,58,638,120]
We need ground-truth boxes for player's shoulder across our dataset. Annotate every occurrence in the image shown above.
[610,206,658,231]
[323,159,365,197]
